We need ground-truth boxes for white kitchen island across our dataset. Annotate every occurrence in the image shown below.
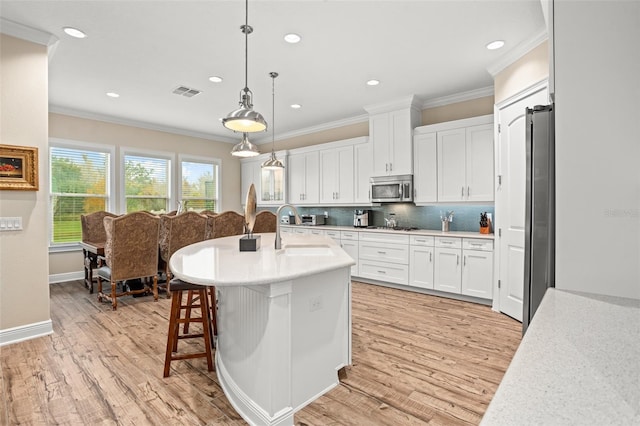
[170,233,355,426]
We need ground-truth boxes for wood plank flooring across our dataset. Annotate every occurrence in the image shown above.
[0,280,521,425]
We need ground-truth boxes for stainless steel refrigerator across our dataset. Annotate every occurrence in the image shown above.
[523,104,555,334]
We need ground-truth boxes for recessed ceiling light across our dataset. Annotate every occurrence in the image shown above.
[209,76,223,83]
[291,104,301,109]
[284,33,301,44]
[63,27,86,39]
[106,92,120,98]
[486,40,505,50]
[366,79,380,86]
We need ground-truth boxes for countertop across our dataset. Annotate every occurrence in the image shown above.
[169,233,355,287]
[284,224,495,240]
[481,288,640,425]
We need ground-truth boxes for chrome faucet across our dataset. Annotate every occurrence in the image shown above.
[275,204,302,249]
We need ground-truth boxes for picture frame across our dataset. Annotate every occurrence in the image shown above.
[0,144,39,190]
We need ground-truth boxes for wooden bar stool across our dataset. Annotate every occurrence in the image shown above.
[163,280,214,377]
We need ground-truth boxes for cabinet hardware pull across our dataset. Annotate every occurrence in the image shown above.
[467,186,470,197]
[464,255,466,266]
[457,255,460,265]
[377,251,387,254]
[378,270,386,274]
[430,252,432,262]
[461,186,464,197]
[389,163,392,172]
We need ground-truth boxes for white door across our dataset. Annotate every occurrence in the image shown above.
[462,250,494,299]
[495,84,548,321]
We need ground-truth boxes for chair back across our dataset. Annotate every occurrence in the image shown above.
[208,210,245,239]
[252,210,277,233]
[81,211,118,243]
[103,211,160,282]
[159,211,208,262]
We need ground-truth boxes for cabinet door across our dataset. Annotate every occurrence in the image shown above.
[389,109,413,175]
[462,249,493,299]
[409,245,434,289]
[288,153,306,203]
[354,142,372,203]
[370,112,391,175]
[303,151,320,204]
[341,240,359,277]
[413,132,438,203]
[437,128,466,202]
[434,247,462,293]
[319,149,338,203]
[241,159,259,205]
[260,166,285,205]
[336,146,354,203]
[465,124,494,202]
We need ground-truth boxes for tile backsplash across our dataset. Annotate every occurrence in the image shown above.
[265,204,495,233]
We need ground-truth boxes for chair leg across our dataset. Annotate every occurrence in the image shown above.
[209,287,218,337]
[164,290,182,378]
[200,290,214,372]
[152,275,158,301]
[111,280,117,310]
[183,290,194,334]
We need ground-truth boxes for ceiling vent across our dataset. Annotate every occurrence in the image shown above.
[173,85,201,98]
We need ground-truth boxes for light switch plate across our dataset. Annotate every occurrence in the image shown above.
[0,217,22,231]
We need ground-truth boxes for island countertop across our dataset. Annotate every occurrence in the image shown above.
[169,232,355,287]
[481,288,640,425]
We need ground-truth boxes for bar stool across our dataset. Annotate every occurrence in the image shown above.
[163,279,214,377]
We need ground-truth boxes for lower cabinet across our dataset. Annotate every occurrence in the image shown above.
[434,237,462,293]
[409,235,435,289]
[340,230,359,277]
[358,232,409,285]
[461,238,494,299]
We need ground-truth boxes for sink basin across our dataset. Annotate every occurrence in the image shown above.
[282,244,334,256]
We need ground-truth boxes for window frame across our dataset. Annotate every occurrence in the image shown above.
[120,146,174,215]
[48,138,116,252]
[177,153,221,213]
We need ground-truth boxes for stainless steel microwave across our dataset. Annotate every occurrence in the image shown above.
[370,175,413,202]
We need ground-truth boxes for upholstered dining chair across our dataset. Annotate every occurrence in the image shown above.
[207,210,246,239]
[96,211,160,310]
[80,211,119,293]
[252,210,277,233]
[158,211,208,296]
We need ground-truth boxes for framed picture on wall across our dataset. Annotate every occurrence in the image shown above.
[0,144,39,190]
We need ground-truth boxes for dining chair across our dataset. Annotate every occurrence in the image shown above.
[252,210,277,233]
[80,211,119,293]
[96,211,160,310]
[158,211,208,296]
[207,210,245,239]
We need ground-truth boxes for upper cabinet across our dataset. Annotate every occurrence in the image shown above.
[354,141,372,204]
[365,96,421,177]
[320,145,354,204]
[288,150,320,205]
[240,151,287,206]
[414,115,494,204]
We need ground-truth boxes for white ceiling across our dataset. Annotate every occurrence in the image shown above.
[0,0,546,144]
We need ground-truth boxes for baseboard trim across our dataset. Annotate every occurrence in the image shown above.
[49,271,83,284]
[0,320,53,347]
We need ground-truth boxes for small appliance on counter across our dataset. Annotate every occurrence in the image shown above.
[353,209,372,228]
[300,214,325,226]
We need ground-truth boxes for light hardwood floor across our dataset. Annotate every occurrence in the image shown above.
[0,280,521,425]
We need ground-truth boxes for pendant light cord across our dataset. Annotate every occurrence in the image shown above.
[271,73,276,152]
[244,0,249,92]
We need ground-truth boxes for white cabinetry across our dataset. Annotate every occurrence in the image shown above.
[413,132,438,203]
[437,123,494,202]
[409,235,435,289]
[365,97,421,176]
[340,230,359,277]
[434,237,462,293]
[240,159,260,206]
[320,146,354,204]
[358,232,409,285]
[288,150,319,205]
[241,151,287,206]
[461,238,494,299]
[354,142,372,204]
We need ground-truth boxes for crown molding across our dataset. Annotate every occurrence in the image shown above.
[0,18,59,59]
[486,28,548,77]
[49,105,238,144]
[422,86,494,109]
[363,95,422,115]
[252,113,369,145]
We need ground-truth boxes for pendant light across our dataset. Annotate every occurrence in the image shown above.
[223,0,267,134]
[230,132,260,157]
[262,72,284,170]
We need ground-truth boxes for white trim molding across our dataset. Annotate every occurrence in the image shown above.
[0,320,53,347]
[486,29,548,77]
[49,271,84,284]
[421,86,494,109]
[0,18,59,59]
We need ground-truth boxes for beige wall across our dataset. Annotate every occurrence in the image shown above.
[494,40,549,104]
[0,35,51,331]
[421,96,494,125]
[272,122,369,151]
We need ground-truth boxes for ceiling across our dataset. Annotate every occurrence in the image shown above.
[0,1,546,144]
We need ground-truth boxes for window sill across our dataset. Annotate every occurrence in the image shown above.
[49,243,82,254]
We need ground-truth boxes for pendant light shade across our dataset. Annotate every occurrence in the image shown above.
[223,0,267,134]
[262,72,284,170]
[230,133,260,157]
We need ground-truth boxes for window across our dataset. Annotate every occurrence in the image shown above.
[179,157,219,212]
[49,144,111,245]
[123,152,171,214]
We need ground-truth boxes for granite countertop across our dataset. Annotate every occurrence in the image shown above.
[285,224,495,240]
[481,288,640,425]
[169,233,355,287]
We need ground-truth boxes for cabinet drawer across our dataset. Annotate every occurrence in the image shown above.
[325,230,341,242]
[309,228,325,236]
[463,238,493,251]
[435,236,462,249]
[359,231,410,245]
[410,235,435,246]
[340,230,359,241]
[359,260,409,285]
[359,241,409,264]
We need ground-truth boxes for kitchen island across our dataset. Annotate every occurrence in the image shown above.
[170,233,355,426]
[481,288,640,425]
